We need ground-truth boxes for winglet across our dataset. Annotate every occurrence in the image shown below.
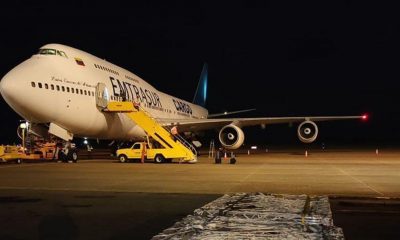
[192,63,208,107]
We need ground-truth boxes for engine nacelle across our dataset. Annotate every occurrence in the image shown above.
[297,121,318,143]
[218,124,245,149]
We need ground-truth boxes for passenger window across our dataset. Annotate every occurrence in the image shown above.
[62,86,65,92]
[38,82,42,88]
[56,85,60,91]
[76,88,79,94]
[66,87,70,92]
[84,90,87,95]
[80,89,83,94]
[45,83,48,89]
[71,88,74,93]
[51,84,54,90]
[31,82,36,88]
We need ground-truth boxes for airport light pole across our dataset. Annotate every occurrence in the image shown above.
[20,122,27,154]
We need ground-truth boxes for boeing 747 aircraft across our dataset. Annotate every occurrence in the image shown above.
[0,44,365,155]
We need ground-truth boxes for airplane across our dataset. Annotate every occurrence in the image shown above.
[0,44,366,161]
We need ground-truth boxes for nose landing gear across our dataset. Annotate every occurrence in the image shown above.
[57,141,78,163]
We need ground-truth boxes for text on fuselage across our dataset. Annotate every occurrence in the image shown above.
[173,99,192,115]
[109,77,162,107]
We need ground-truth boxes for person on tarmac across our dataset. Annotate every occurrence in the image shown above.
[171,126,178,141]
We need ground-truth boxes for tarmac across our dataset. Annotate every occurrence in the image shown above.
[1,150,400,197]
[0,150,400,239]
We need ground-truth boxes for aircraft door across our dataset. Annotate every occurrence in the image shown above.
[96,82,110,110]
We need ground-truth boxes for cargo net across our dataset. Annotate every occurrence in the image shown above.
[152,193,344,240]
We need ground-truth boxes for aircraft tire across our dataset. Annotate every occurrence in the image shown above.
[59,151,67,163]
[67,150,78,163]
[72,151,78,163]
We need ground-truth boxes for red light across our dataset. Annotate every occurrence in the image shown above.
[361,114,368,121]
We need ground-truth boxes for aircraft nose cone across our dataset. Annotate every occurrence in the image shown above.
[0,66,34,121]
[1,74,11,100]
[0,71,20,103]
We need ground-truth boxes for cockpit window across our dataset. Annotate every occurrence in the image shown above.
[37,48,68,58]
[38,49,56,55]
[57,50,68,58]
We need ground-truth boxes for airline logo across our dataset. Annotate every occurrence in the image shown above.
[109,77,162,108]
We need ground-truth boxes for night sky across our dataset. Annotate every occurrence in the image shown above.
[0,1,399,146]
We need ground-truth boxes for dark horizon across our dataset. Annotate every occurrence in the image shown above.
[1,1,399,146]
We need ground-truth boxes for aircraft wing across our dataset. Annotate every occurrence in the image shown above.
[157,115,365,132]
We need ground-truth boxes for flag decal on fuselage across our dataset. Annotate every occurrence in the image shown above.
[74,57,85,66]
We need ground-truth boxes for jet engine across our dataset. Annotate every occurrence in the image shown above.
[219,124,245,149]
[297,120,318,143]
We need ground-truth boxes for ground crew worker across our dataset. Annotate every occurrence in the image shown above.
[171,126,178,141]
[230,152,236,164]
[87,144,93,159]
[215,147,223,164]
[171,126,178,135]
[141,142,146,164]
[134,101,140,110]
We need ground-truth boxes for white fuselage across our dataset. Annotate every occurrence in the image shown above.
[0,44,208,140]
